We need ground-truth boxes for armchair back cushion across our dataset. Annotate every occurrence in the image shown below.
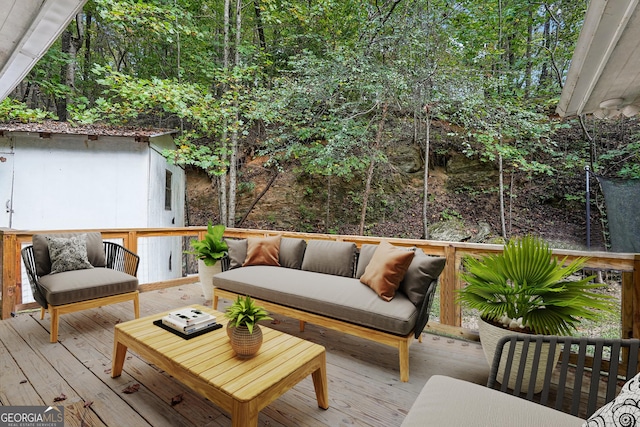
[33,232,106,276]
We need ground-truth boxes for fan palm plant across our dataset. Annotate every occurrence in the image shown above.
[457,235,615,336]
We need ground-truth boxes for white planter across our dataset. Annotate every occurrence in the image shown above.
[479,318,557,393]
[197,259,222,301]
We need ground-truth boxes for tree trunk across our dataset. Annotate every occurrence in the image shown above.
[237,169,278,227]
[57,30,71,121]
[539,17,551,86]
[227,0,243,227]
[59,13,85,121]
[499,152,507,239]
[422,108,431,239]
[359,103,388,236]
[83,12,92,85]
[509,171,514,235]
[218,0,231,227]
[253,0,266,51]
[524,6,533,99]
[326,175,331,232]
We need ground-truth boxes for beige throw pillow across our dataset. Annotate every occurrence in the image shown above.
[360,241,415,301]
[243,236,282,267]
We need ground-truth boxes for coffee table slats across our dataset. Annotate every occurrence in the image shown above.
[112,305,329,427]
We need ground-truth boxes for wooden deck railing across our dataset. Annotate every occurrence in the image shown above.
[2,227,639,340]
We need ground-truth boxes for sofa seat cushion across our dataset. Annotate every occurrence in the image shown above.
[38,268,139,306]
[401,375,585,427]
[213,266,418,336]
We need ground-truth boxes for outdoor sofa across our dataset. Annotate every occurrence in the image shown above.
[212,235,446,382]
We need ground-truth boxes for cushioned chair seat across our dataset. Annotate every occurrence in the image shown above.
[401,375,585,427]
[38,267,139,306]
[213,265,418,336]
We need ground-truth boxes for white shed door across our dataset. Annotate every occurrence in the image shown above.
[0,153,14,228]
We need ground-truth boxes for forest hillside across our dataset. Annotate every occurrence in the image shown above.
[186,115,639,251]
[3,1,640,251]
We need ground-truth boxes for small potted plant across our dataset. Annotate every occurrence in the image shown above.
[186,222,228,301]
[456,235,615,391]
[225,295,272,358]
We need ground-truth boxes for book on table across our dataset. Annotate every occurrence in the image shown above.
[162,311,217,334]
[167,308,214,326]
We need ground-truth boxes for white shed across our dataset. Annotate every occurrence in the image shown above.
[0,122,185,298]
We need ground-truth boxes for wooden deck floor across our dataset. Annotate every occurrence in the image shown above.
[0,283,489,427]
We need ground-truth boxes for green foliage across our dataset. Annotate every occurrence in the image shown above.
[224,295,272,334]
[456,236,615,336]
[0,99,56,123]
[441,208,463,221]
[185,222,228,266]
[595,140,640,179]
[10,0,638,223]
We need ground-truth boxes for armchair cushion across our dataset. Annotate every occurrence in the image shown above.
[33,232,106,276]
[401,375,584,427]
[583,371,640,426]
[38,267,139,306]
[46,234,93,274]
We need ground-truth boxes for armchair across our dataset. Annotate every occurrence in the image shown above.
[22,232,140,342]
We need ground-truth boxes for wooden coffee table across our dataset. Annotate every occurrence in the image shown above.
[112,305,329,427]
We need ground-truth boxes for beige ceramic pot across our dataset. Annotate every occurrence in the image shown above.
[197,259,222,301]
[479,317,558,393]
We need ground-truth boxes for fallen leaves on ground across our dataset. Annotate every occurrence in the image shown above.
[171,394,183,406]
[122,384,140,394]
[53,393,67,402]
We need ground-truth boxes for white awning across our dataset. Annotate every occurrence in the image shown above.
[557,0,640,118]
[0,0,87,102]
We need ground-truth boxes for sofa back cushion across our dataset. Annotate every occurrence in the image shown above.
[355,244,378,279]
[301,240,356,277]
[226,238,247,269]
[244,236,281,266]
[400,250,446,306]
[360,241,415,301]
[33,232,105,276]
[279,237,307,269]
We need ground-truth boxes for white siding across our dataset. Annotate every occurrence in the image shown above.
[4,131,187,303]
[0,135,14,228]
[139,133,186,283]
[11,133,148,229]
